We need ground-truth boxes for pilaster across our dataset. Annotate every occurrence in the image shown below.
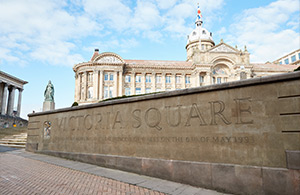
[182,74,186,89]
[162,73,166,91]
[99,71,103,100]
[114,71,118,97]
[118,71,123,96]
[131,72,135,95]
[141,73,146,94]
[171,73,176,90]
[151,73,156,92]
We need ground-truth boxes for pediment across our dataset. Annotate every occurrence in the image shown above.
[94,52,124,64]
[209,44,238,53]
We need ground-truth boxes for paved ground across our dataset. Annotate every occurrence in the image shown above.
[0,146,228,195]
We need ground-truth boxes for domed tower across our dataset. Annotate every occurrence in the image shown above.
[186,5,215,62]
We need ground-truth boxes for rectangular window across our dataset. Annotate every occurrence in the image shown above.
[165,75,171,83]
[110,74,114,81]
[212,77,216,84]
[104,86,108,98]
[135,87,141,95]
[200,76,204,83]
[109,86,113,98]
[298,53,300,60]
[175,75,181,83]
[217,77,222,84]
[185,75,190,84]
[291,55,296,62]
[136,75,141,83]
[145,74,151,83]
[88,72,93,82]
[125,75,131,83]
[146,88,151,93]
[104,73,108,81]
[279,61,282,65]
[88,87,93,99]
[125,88,131,96]
[284,58,289,64]
[156,75,161,83]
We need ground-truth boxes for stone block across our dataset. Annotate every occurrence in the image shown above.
[115,156,142,174]
[212,164,263,195]
[141,158,173,180]
[26,143,38,152]
[286,150,300,170]
[43,101,55,112]
[262,168,300,195]
[171,161,212,189]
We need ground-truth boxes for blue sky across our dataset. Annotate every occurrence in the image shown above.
[0,0,299,119]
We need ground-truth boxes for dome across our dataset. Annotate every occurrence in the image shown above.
[187,25,213,44]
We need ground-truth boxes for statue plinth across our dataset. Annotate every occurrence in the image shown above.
[43,101,55,112]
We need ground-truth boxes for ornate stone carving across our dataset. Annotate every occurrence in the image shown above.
[97,56,122,63]
[210,44,236,53]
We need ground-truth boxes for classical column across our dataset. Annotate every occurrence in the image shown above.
[99,71,103,100]
[7,86,15,116]
[16,88,23,117]
[131,72,135,95]
[118,71,123,96]
[114,71,118,97]
[141,73,146,94]
[93,70,99,100]
[84,72,88,100]
[1,84,8,115]
[162,73,166,91]
[74,73,79,101]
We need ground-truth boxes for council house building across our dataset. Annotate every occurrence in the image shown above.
[73,7,296,105]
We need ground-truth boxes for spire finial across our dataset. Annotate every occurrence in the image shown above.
[195,3,203,27]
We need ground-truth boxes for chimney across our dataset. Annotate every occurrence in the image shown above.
[91,48,99,61]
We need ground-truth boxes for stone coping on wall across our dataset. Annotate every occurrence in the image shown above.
[29,71,300,117]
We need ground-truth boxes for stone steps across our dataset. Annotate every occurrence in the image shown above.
[0,132,27,148]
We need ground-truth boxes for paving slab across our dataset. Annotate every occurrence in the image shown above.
[0,146,229,195]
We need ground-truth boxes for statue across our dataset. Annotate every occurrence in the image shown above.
[44,80,54,102]
[43,80,55,111]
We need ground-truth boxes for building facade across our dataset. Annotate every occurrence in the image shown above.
[0,71,27,117]
[274,49,300,65]
[73,9,296,105]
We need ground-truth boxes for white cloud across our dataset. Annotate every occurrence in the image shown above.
[0,0,100,67]
[131,1,163,31]
[155,0,177,9]
[227,0,300,62]
[0,0,226,66]
[83,0,132,31]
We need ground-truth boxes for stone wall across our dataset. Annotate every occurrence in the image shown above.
[27,72,300,194]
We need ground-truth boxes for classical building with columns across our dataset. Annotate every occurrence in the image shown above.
[0,71,28,128]
[73,9,296,105]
